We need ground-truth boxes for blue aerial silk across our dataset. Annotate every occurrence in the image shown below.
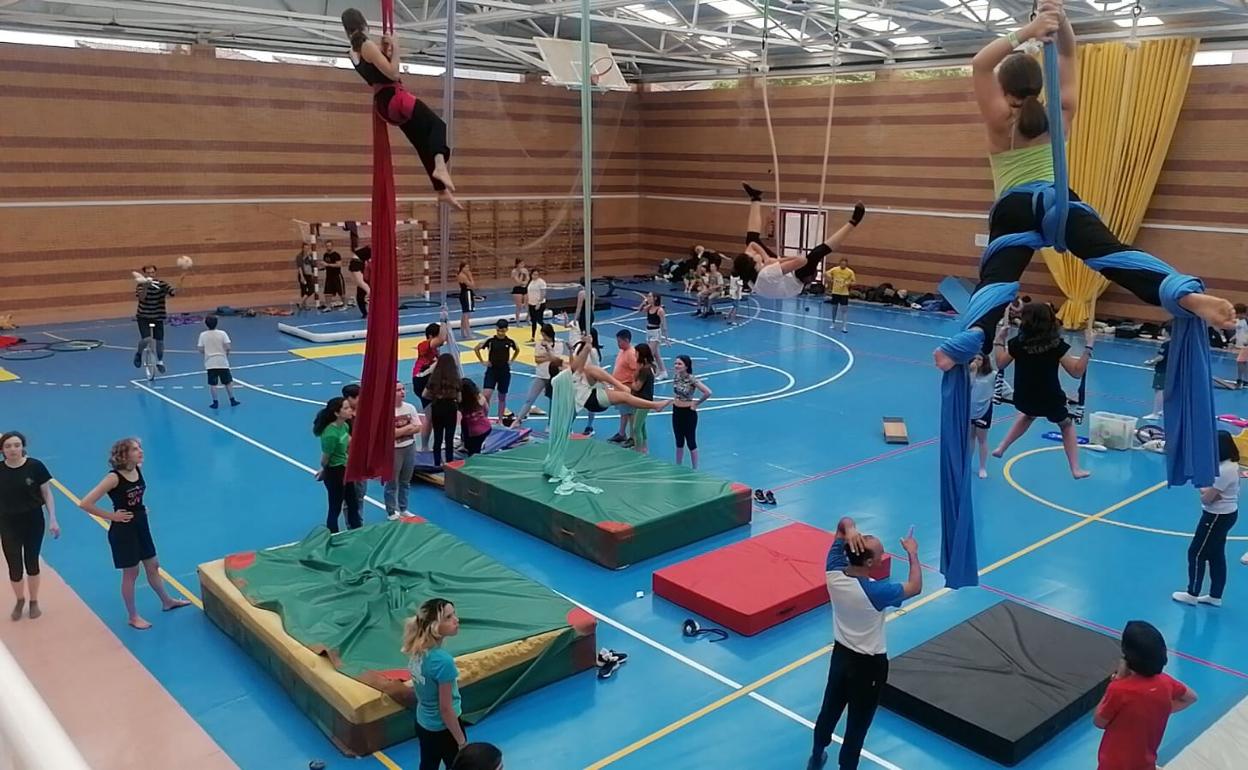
[936,42,1216,590]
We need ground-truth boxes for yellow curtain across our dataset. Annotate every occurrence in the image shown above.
[1043,37,1197,329]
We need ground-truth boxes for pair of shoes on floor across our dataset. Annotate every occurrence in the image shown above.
[607,433,627,444]
[597,648,628,680]
[386,510,418,521]
[753,489,776,505]
[1172,591,1222,607]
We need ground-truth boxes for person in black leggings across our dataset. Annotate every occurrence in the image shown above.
[1174,430,1240,607]
[342,8,460,209]
[312,397,362,533]
[670,355,711,469]
[422,353,462,468]
[0,432,59,621]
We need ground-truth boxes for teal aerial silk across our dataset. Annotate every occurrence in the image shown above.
[542,370,603,496]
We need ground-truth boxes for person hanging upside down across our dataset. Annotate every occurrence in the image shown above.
[933,1,1232,371]
[731,183,865,300]
[991,303,1093,479]
[341,8,461,209]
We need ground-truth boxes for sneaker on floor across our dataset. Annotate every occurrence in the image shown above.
[1197,595,1223,607]
[806,750,828,770]
[1172,591,1199,606]
[209,401,219,409]
[581,425,595,435]
[607,433,625,443]
[622,439,635,449]
[132,352,142,368]
[1143,412,1163,420]
[156,361,166,374]
[399,510,418,519]
[387,512,400,521]
[1241,551,1248,566]
[230,399,241,407]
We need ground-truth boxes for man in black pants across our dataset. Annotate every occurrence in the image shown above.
[808,517,922,770]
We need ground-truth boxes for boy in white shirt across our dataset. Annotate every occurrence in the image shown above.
[197,315,239,409]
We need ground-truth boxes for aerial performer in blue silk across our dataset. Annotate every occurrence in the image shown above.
[934,0,1233,589]
[341,7,462,210]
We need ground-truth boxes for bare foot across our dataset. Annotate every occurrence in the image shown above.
[432,156,456,191]
[129,616,152,630]
[162,598,192,612]
[1072,468,1092,480]
[438,189,464,210]
[1179,293,1236,330]
[978,468,988,479]
[991,447,1005,458]
[933,348,956,371]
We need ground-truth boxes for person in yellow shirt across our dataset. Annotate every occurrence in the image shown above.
[825,258,856,333]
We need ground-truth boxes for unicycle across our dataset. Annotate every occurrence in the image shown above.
[141,323,159,382]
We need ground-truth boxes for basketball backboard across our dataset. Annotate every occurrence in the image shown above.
[533,37,630,91]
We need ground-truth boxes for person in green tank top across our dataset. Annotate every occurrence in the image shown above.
[932,0,1233,373]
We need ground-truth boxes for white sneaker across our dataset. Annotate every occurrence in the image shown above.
[1143,412,1163,420]
[1196,595,1222,607]
[1241,551,1248,566]
[386,512,400,521]
[399,510,418,519]
[1172,591,1199,606]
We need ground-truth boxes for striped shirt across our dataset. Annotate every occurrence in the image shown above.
[135,280,175,320]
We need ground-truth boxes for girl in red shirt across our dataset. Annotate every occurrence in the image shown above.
[1094,620,1197,770]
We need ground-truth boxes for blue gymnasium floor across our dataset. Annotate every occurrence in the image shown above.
[5,285,1248,770]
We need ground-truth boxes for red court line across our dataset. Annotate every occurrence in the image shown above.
[772,437,938,492]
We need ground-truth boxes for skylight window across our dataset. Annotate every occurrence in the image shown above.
[700,35,730,47]
[1114,16,1163,27]
[891,36,929,46]
[1085,0,1134,11]
[708,0,757,17]
[625,4,678,25]
[939,0,1011,23]
[855,15,901,33]
[731,49,759,59]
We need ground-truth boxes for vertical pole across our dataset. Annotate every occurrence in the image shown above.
[579,0,593,333]
[440,0,456,306]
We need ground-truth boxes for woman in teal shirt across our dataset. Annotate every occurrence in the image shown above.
[312,396,360,533]
[402,597,466,769]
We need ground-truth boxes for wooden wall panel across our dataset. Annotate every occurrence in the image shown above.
[4,42,1246,326]
[0,44,641,323]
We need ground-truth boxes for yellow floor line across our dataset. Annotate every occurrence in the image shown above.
[584,477,1166,768]
[49,478,399,770]
[0,366,17,382]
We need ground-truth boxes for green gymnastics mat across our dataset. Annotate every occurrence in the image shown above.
[444,438,753,568]
[199,520,597,756]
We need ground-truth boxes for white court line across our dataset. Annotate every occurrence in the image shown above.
[130,377,901,768]
[37,330,295,357]
[233,378,324,406]
[560,594,902,770]
[156,357,312,380]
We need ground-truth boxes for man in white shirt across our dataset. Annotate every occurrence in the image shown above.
[197,315,239,410]
[808,517,922,770]
[385,381,421,521]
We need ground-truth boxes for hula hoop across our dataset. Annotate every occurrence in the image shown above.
[400,298,441,309]
[0,343,53,361]
[47,339,104,352]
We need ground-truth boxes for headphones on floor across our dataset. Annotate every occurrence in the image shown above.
[682,618,728,643]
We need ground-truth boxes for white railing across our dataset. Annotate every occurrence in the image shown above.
[0,639,91,770]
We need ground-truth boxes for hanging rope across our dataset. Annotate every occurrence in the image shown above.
[346,0,401,483]
[759,0,782,223]
[815,4,841,219]
[437,0,464,376]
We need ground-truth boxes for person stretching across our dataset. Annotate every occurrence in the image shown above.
[808,517,921,770]
[732,185,865,300]
[991,303,1093,479]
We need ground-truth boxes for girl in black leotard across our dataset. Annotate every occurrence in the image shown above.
[77,438,190,630]
[341,8,461,209]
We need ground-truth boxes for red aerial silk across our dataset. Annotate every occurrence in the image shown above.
[346,0,399,483]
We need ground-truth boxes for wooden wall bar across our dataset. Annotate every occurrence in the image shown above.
[2,42,1246,324]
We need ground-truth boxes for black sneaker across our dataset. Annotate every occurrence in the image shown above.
[622,439,635,449]
[156,361,166,374]
[754,489,767,504]
[582,425,595,435]
[742,182,764,201]
[133,352,142,368]
[209,401,219,409]
[607,433,626,444]
[806,750,828,770]
[230,399,241,407]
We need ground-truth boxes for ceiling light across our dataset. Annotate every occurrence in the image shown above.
[700,35,730,47]
[731,49,759,59]
[624,4,678,25]
[708,0,756,17]
[890,36,929,46]
[1114,16,1163,27]
[856,15,901,33]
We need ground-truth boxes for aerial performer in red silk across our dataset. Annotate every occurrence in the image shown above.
[342,6,462,210]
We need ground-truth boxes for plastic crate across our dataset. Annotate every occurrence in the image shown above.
[1089,411,1138,451]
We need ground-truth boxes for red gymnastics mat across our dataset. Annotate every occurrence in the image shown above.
[653,523,837,636]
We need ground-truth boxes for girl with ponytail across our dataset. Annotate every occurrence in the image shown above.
[402,598,467,769]
[340,8,461,210]
[942,0,1234,371]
